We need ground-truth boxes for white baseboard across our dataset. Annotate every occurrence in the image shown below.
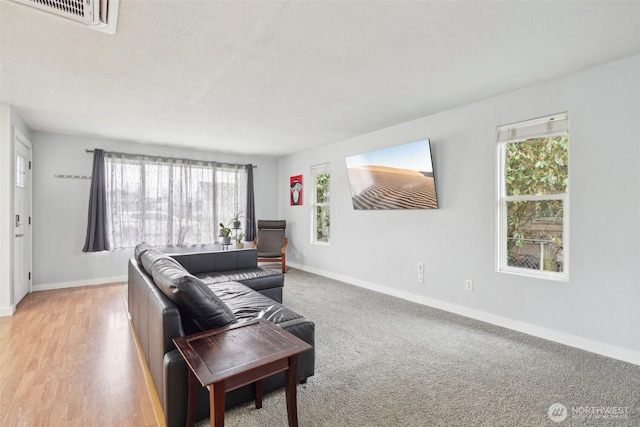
[33,275,128,292]
[288,262,640,366]
[0,305,16,317]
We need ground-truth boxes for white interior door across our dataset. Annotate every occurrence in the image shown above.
[13,131,32,306]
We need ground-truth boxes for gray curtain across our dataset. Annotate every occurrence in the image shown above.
[245,164,256,241]
[83,149,109,252]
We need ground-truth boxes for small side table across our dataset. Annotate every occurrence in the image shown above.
[173,319,312,427]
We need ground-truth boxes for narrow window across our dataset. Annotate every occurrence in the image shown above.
[496,113,569,280]
[16,155,26,188]
[311,164,330,244]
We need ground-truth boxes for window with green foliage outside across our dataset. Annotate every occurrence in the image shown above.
[497,113,569,280]
[311,164,330,244]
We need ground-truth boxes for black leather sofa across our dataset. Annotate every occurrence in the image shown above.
[128,243,315,427]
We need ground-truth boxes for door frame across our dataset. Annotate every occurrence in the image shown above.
[12,128,32,307]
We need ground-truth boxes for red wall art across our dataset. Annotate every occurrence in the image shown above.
[290,175,303,206]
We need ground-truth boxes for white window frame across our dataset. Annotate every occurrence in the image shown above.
[496,112,569,281]
[310,163,330,245]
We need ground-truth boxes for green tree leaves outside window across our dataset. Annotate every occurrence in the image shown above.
[506,135,568,272]
[315,173,330,242]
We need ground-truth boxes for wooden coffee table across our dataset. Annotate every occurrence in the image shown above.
[173,318,312,427]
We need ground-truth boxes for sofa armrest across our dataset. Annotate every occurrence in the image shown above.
[276,317,315,380]
[164,350,210,427]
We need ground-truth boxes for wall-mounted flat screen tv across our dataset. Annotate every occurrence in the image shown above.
[345,139,438,210]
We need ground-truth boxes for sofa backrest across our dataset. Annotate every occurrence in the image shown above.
[171,248,258,274]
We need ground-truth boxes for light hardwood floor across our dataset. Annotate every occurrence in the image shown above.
[0,284,159,426]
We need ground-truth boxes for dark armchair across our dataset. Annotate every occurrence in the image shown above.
[251,220,288,273]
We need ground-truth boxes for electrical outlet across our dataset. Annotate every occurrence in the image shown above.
[418,273,424,283]
[417,262,424,273]
[465,279,473,291]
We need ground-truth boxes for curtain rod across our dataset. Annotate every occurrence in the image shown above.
[85,149,257,168]
[55,174,91,179]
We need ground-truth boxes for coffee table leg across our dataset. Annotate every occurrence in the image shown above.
[285,355,299,427]
[186,369,198,427]
[254,380,263,409]
[209,381,226,427]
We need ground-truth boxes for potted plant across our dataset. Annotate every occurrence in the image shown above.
[235,232,245,249]
[219,223,232,245]
[231,210,245,229]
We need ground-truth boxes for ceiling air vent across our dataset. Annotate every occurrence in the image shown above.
[9,0,119,34]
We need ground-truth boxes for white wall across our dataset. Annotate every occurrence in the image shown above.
[0,105,32,315]
[280,55,640,364]
[31,133,280,289]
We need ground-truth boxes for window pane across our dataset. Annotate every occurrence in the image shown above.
[316,205,330,243]
[105,155,247,249]
[507,200,564,272]
[506,135,568,196]
[311,166,330,244]
[16,155,26,188]
[316,173,330,203]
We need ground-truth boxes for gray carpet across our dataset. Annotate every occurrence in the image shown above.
[196,269,640,426]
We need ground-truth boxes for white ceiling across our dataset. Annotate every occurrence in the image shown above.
[1,1,639,156]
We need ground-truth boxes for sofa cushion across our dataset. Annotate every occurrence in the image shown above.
[197,268,283,292]
[194,271,229,285]
[139,246,177,276]
[222,268,283,283]
[210,281,303,324]
[135,242,157,265]
[151,258,237,332]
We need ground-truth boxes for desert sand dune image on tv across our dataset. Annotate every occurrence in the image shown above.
[346,139,438,210]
